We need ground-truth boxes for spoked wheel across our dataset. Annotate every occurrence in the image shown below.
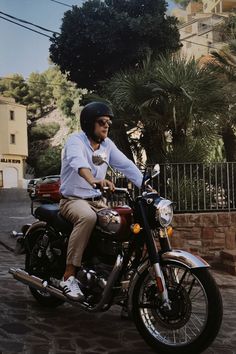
[132,263,223,354]
[25,227,65,307]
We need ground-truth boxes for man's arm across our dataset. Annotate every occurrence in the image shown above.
[79,168,115,191]
[109,141,143,188]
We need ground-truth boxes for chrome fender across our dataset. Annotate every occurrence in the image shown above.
[161,249,210,269]
[128,250,209,312]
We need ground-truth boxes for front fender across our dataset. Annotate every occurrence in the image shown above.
[161,250,209,269]
[128,250,209,313]
[128,259,149,313]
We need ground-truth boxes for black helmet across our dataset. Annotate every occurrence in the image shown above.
[80,102,114,139]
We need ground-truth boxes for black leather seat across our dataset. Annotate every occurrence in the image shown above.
[34,204,73,233]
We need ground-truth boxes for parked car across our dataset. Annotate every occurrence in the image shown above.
[27,178,40,199]
[34,175,61,203]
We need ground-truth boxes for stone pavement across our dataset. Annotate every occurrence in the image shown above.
[0,189,236,354]
[0,244,236,354]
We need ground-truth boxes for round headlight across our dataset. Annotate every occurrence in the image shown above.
[155,199,173,227]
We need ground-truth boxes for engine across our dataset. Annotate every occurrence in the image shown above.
[76,261,113,302]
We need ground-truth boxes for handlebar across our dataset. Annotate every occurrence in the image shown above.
[93,184,129,194]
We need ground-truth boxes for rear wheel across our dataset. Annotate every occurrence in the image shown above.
[132,263,223,354]
[25,227,65,307]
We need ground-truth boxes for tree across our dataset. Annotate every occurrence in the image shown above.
[215,15,236,43]
[0,74,29,106]
[210,48,236,161]
[27,72,54,119]
[44,65,86,130]
[36,146,62,176]
[49,0,181,90]
[103,55,226,163]
[30,122,60,140]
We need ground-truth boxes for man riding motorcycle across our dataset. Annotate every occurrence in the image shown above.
[59,101,143,300]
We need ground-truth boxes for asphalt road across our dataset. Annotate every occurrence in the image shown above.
[0,189,235,354]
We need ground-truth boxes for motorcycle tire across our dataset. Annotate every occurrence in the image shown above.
[25,227,65,308]
[132,263,223,354]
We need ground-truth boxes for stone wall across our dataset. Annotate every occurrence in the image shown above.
[171,212,236,260]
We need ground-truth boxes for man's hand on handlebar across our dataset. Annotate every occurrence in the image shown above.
[92,179,115,192]
[78,168,115,192]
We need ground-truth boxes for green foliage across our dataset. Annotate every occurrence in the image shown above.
[210,48,236,161]
[215,15,236,43]
[102,54,226,163]
[0,66,85,174]
[44,65,85,119]
[30,122,60,140]
[36,146,61,176]
[0,74,29,105]
[49,0,181,89]
[27,72,53,119]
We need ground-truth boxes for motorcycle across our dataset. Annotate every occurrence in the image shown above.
[9,159,223,354]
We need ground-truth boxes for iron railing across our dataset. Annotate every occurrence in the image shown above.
[110,162,236,213]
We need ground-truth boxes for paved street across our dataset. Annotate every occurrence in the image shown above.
[0,189,236,354]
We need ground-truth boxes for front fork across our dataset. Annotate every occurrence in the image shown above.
[138,200,171,309]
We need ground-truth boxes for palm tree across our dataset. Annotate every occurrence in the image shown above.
[210,46,236,161]
[104,55,226,163]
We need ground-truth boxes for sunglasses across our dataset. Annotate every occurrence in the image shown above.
[96,118,112,127]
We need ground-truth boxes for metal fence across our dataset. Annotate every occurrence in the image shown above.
[110,162,236,213]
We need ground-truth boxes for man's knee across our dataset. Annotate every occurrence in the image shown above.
[74,210,97,226]
[85,211,97,224]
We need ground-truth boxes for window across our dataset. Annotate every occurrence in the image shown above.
[0,171,3,187]
[10,110,15,120]
[10,134,16,144]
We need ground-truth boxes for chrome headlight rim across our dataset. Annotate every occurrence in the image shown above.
[154,198,173,227]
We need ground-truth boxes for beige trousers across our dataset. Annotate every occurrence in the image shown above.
[59,198,107,267]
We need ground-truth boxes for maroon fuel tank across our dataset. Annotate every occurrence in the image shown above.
[96,206,133,241]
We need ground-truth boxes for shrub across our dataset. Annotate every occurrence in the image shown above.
[30,122,60,140]
[36,146,61,176]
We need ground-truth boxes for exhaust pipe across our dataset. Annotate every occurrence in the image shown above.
[9,268,66,301]
[9,254,123,312]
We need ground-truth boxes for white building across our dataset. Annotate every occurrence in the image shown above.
[176,0,236,59]
[0,96,28,188]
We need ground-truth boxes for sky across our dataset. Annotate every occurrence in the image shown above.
[0,0,176,79]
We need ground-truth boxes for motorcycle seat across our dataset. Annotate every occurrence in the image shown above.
[34,204,73,233]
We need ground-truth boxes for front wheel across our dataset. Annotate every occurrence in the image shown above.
[132,263,223,354]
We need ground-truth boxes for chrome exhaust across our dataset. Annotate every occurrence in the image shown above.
[9,253,123,312]
[9,268,66,301]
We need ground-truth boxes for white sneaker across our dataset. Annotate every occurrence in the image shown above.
[60,276,84,301]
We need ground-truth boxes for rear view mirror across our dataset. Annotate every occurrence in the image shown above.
[92,154,105,166]
[152,164,160,177]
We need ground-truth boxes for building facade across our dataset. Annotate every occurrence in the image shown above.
[177,0,236,60]
[0,96,28,188]
[203,0,236,13]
